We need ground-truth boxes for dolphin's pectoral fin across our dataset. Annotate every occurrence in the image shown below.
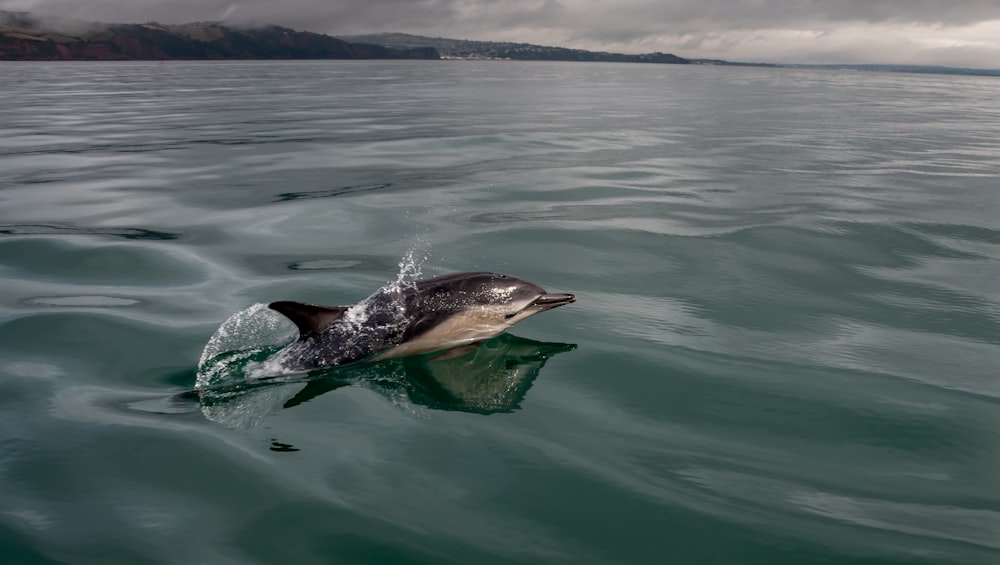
[269,301,348,339]
[430,342,483,361]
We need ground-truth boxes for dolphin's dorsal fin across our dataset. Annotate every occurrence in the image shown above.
[269,301,348,339]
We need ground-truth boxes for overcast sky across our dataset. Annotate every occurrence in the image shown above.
[5,0,1000,67]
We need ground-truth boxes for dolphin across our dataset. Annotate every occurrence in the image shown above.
[268,271,576,372]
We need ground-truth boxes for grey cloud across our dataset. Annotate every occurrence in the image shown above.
[10,0,1000,31]
[544,0,1000,43]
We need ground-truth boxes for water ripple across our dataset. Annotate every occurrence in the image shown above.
[3,61,1000,565]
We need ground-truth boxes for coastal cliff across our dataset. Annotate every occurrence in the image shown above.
[0,12,439,61]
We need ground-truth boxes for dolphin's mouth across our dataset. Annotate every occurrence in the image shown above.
[505,293,576,320]
[530,293,576,310]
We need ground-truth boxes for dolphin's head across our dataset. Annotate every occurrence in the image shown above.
[493,274,577,325]
[402,272,576,337]
[414,271,576,327]
[368,271,576,361]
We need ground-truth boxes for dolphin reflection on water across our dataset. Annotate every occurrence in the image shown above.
[149,334,576,429]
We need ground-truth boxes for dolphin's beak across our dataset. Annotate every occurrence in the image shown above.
[531,293,576,310]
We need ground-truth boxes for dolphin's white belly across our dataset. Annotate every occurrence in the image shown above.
[375,309,511,360]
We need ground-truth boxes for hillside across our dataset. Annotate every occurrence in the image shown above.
[0,12,439,61]
[339,32,689,64]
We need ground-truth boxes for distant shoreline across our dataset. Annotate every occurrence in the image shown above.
[1,58,995,79]
[3,11,997,77]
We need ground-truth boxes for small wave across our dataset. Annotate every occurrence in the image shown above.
[0,223,180,241]
[23,295,140,307]
[902,222,1000,245]
[274,182,393,202]
[288,259,363,270]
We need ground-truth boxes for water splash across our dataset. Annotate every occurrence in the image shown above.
[340,245,429,332]
[195,247,432,388]
[393,243,429,291]
[195,303,297,389]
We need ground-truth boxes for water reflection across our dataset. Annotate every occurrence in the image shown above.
[149,334,575,429]
[396,334,576,414]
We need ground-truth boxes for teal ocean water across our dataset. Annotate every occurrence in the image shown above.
[1,60,999,564]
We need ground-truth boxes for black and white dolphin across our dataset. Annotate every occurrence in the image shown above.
[268,271,575,372]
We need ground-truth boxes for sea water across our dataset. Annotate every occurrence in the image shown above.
[1,60,999,564]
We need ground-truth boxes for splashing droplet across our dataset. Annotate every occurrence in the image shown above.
[196,303,297,389]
